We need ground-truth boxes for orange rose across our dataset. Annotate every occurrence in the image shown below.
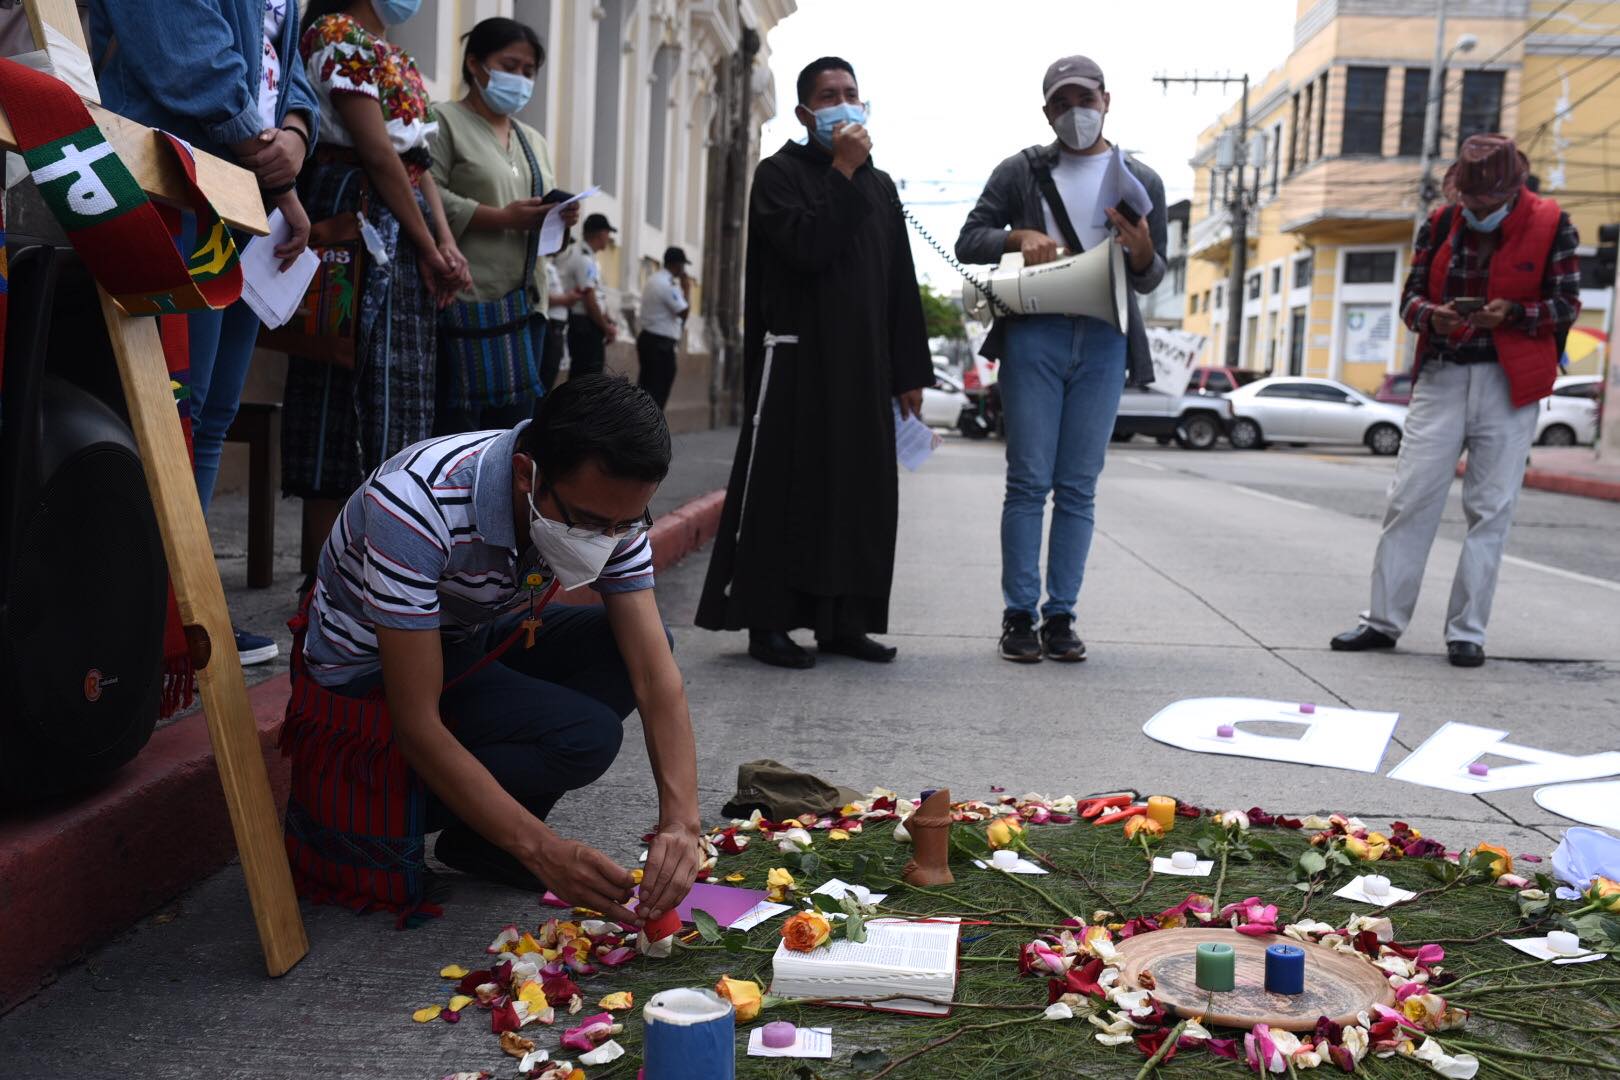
[714,975,763,1022]
[780,910,832,952]
[1471,843,1512,879]
[986,816,1024,849]
[1123,815,1163,840]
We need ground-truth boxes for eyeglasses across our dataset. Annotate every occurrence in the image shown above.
[541,483,653,541]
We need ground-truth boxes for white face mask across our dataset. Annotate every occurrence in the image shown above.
[1053,106,1103,151]
[526,465,623,590]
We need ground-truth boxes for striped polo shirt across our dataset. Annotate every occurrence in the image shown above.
[302,423,654,687]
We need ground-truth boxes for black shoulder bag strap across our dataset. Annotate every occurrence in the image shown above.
[1023,146,1084,255]
[512,126,544,306]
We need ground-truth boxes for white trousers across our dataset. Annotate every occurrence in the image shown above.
[1363,360,1537,646]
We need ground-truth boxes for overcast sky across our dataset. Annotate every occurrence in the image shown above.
[760,0,1297,290]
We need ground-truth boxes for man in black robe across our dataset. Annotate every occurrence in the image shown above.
[696,56,932,669]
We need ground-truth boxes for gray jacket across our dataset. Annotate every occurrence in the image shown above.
[955,141,1167,387]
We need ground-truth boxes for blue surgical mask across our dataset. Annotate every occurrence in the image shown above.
[370,0,421,26]
[1463,203,1511,232]
[481,68,534,116]
[810,102,867,148]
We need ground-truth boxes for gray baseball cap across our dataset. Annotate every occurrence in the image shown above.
[1043,55,1105,101]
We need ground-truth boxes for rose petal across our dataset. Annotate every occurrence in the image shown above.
[598,991,634,1011]
[412,1005,443,1023]
[580,1039,626,1066]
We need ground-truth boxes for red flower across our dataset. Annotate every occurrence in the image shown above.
[1049,956,1107,999]
[1135,1027,1178,1061]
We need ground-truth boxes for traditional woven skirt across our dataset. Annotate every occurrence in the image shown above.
[281,160,438,500]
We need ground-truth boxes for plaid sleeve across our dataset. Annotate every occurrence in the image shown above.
[1401,216,1441,333]
[1516,213,1583,339]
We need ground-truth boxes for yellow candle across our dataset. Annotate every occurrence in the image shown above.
[1146,796,1176,831]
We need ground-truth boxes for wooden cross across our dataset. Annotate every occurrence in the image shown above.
[3,0,307,977]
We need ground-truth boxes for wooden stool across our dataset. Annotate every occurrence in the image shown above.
[223,402,280,589]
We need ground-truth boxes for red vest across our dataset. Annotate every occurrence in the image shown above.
[1417,189,1563,407]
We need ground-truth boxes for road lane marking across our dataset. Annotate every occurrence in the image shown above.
[1502,554,1620,593]
[1122,456,1168,472]
[1228,484,1319,511]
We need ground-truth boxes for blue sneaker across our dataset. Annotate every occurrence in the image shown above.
[234,626,278,666]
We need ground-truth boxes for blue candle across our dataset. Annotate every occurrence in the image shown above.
[1265,943,1305,995]
[644,987,735,1080]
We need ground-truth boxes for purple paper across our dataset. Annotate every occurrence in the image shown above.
[672,882,771,927]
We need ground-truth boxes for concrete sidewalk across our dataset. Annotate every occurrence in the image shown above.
[1520,444,1620,501]
[3,437,1616,1078]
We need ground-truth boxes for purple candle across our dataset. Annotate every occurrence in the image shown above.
[762,1021,797,1048]
[1299,703,1316,714]
[1468,762,1489,777]
[1216,724,1235,739]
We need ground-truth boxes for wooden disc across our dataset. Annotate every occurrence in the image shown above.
[1113,928,1395,1032]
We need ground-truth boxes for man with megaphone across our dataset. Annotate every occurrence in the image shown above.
[956,55,1166,664]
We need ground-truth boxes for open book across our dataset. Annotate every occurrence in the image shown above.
[768,919,959,1017]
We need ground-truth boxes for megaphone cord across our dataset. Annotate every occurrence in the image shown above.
[892,194,1015,319]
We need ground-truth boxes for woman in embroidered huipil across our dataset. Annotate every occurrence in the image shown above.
[281,0,471,570]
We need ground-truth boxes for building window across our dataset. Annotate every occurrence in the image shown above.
[1270,265,1282,294]
[1315,73,1328,160]
[592,0,624,195]
[1458,70,1505,150]
[1208,168,1218,212]
[1246,314,1261,365]
[1269,121,1282,195]
[1288,93,1300,173]
[1203,289,1212,312]
[1301,82,1315,165]
[1288,308,1307,375]
[1247,272,1261,300]
[1173,260,1187,294]
[1215,283,1224,309]
[1293,253,1313,288]
[1398,68,1433,157]
[1342,67,1387,155]
[1344,250,1397,283]
[645,45,677,228]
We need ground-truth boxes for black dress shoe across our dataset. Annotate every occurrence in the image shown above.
[1039,615,1087,662]
[1447,641,1485,667]
[748,630,815,669]
[1000,612,1042,663]
[817,634,898,663]
[434,827,545,892]
[1330,625,1397,652]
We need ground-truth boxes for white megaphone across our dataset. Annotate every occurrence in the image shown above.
[960,243,1130,331]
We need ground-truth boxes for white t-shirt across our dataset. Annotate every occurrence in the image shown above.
[555,244,600,316]
[545,263,569,321]
[257,0,287,131]
[1042,150,1113,253]
[639,268,689,340]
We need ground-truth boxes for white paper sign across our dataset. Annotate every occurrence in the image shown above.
[1142,698,1399,774]
[1386,722,1620,794]
[748,1026,833,1058]
[1502,936,1607,965]
[1334,875,1417,907]
[538,185,603,256]
[238,208,321,329]
[1145,327,1208,400]
[1534,780,1620,830]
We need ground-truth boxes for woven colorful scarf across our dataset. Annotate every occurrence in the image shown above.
[0,57,247,717]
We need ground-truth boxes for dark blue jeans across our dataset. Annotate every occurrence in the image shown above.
[333,603,635,829]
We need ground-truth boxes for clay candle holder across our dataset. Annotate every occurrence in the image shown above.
[902,788,955,886]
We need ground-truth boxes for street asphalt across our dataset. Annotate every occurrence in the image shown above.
[4,433,1617,1077]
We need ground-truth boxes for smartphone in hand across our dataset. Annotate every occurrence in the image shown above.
[1112,199,1142,226]
[1452,297,1486,316]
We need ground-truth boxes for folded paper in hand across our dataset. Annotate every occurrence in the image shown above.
[538,186,603,256]
[894,402,939,472]
[239,208,322,329]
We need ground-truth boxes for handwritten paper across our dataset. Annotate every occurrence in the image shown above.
[239,208,321,329]
[538,186,603,256]
[894,402,940,471]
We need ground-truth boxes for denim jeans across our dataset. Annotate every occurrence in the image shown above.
[999,314,1126,621]
[186,298,263,512]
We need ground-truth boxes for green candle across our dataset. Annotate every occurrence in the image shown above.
[1196,942,1235,992]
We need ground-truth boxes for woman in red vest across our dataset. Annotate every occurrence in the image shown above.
[1332,134,1581,668]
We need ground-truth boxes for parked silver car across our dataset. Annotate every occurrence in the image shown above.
[1225,377,1408,455]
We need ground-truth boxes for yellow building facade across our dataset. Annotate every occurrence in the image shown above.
[1183,0,1620,393]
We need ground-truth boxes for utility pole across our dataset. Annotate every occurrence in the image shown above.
[1157,72,1251,367]
[1413,0,1449,227]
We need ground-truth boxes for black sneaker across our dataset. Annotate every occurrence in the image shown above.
[1039,614,1087,662]
[234,626,278,666]
[1000,612,1042,663]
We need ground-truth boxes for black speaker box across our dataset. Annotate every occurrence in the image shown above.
[0,241,167,803]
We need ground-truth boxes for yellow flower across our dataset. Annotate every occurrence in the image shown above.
[714,975,763,1022]
[1123,815,1163,840]
[439,964,470,979]
[828,829,852,841]
[1472,843,1513,879]
[986,816,1024,850]
[411,1005,442,1023]
[1345,834,1389,861]
[780,910,833,952]
[766,867,796,902]
[598,991,634,1011]
[725,872,747,883]
[1585,875,1620,913]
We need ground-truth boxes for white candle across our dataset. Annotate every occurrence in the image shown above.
[1546,930,1582,955]
[1363,874,1390,896]
[1170,851,1198,870]
[991,849,1018,871]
